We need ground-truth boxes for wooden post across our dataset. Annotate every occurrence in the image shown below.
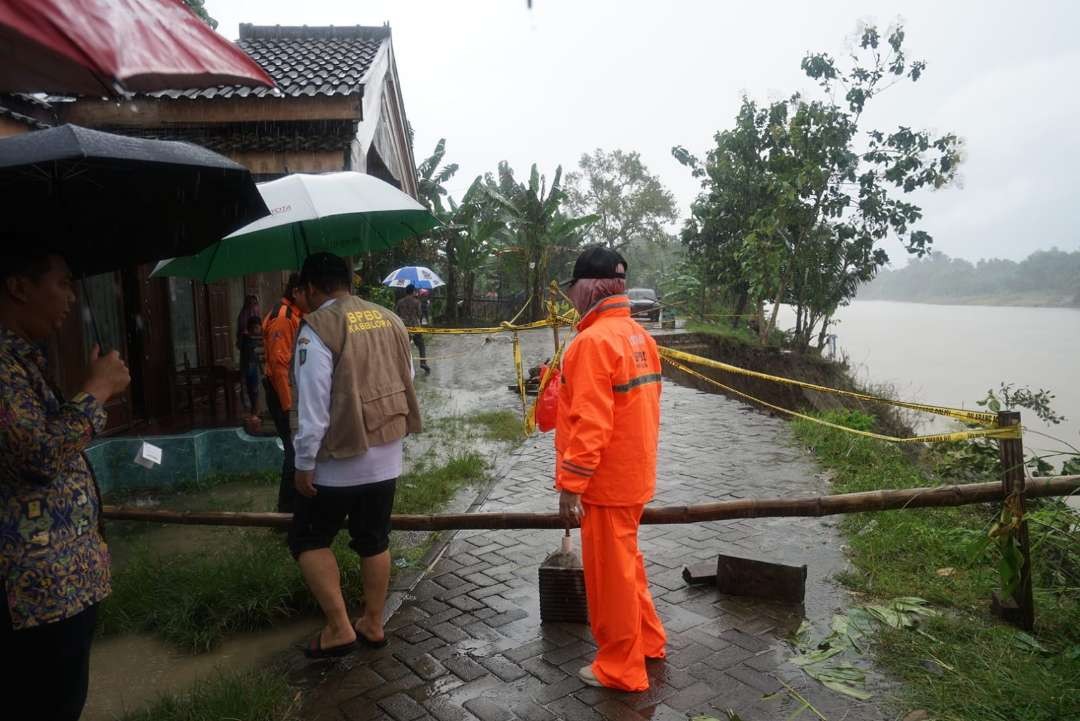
[993,410,1035,631]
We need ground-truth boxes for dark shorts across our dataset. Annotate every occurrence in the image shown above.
[287,479,396,559]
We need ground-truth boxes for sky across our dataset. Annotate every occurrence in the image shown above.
[207,0,1079,266]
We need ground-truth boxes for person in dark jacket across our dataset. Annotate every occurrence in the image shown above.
[394,285,430,375]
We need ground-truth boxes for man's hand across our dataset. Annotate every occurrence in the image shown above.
[559,490,584,528]
[295,469,317,498]
[81,344,131,403]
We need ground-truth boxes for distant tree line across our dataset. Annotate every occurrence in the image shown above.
[858,249,1080,306]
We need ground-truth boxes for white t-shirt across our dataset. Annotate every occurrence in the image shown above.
[292,299,407,487]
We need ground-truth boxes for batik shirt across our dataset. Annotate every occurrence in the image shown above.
[0,326,110,629]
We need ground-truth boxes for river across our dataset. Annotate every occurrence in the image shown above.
[782,300,1080,468]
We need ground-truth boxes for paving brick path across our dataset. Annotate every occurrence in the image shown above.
[301,332,887,721]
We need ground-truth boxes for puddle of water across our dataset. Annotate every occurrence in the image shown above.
[83,616,321,721]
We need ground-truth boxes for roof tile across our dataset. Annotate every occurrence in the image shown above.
[148,24,388,100]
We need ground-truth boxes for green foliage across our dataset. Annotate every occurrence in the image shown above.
[180,0,218,30]
[100,531,329,652]
[356,282,396,310]
[674,22,962,350]
[874,614,1080,721]
[564,148,678,252]
[792,407,1079,721]
[102,453,489,650]
[859,248,1080,307]
[485,162,598,321]
[462,410,524,443]
[119,667,296,721]
[393,452,489,514]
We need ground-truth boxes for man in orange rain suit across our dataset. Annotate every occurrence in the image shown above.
[555,245,666,692]
[263,273,307,513]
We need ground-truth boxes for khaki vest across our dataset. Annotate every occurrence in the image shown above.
[301,296,422,462]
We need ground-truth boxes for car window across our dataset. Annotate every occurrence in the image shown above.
[627,288,657,300]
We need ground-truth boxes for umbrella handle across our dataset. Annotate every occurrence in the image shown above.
[80,277,106,352]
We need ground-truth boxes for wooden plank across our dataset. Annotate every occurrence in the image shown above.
[229,149,344,175]
[102,475,1080,530]
[59,95,361,127]
[716,553,806,603]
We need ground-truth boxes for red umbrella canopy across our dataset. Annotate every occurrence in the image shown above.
[0,0,275,96]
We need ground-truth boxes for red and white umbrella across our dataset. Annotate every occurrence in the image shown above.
[0,0,274,96]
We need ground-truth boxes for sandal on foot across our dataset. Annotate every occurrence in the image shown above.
[303,634,357,659]
[352,622,388,649]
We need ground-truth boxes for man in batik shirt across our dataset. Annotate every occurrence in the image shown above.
[0,251,130,721]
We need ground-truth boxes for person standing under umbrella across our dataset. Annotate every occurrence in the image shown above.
[262,274,307,514]
[288,253,421,657]
[394,285,431,375]
[0,249,131,720]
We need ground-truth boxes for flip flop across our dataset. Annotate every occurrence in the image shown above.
[303,633,357,659]
[353,622,389,649]
[353,602,389,649]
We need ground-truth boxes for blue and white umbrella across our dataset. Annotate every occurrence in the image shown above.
[383,265,445,290]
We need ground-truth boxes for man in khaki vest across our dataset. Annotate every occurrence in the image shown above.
[287,253,421,658]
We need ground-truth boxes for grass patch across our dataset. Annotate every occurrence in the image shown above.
[463,409,524,443]
[395,452,489,514]
[118,667,298,721]
[686,319,761,346]
[792,410,1080,720]
[102,453,487,651]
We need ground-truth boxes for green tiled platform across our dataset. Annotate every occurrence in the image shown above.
[86,428,283,495]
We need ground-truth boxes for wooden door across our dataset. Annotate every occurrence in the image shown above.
[125,266,173,422]
[206,282,233,366]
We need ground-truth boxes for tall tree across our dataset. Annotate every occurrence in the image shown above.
[445,177,504,318]
[566,149,677,252]
[416,139,461,320]
[487,163,597,321]
[674,23,961,348]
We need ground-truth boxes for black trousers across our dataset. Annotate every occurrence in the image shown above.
[1,596,98,721]
[411,333,429,367]
[263,377,297,513]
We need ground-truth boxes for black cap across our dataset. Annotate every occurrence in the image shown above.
[565,245,628,286]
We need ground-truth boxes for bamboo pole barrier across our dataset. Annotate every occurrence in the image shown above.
[102,475,1080,531]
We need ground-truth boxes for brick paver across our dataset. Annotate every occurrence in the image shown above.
[301,330,887,721]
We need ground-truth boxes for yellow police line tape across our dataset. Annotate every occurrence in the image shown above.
[405,315,576,335]
[657,345,1003,428]
[660,354,1020,443]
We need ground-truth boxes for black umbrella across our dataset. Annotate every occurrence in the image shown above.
[0,124,269,276]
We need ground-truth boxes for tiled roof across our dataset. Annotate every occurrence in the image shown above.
[0,93,54,128]
[150,24,390,101]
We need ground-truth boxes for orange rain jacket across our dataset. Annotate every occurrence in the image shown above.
[262,296,303,411]
[555,294,662,506]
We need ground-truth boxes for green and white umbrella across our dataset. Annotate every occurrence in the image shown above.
[152,171,440,282]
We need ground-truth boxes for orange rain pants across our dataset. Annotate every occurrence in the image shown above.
[580,502,667,692]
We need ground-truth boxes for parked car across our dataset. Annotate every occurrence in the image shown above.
[627,287,661,322]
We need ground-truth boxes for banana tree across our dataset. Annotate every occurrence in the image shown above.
[485,162,598,321]
[417,139,461,319]
[447,177,504,319]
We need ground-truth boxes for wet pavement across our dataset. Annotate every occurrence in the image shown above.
[298,328,889,721]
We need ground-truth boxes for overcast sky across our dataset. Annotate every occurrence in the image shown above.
[208,0,1078,266]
